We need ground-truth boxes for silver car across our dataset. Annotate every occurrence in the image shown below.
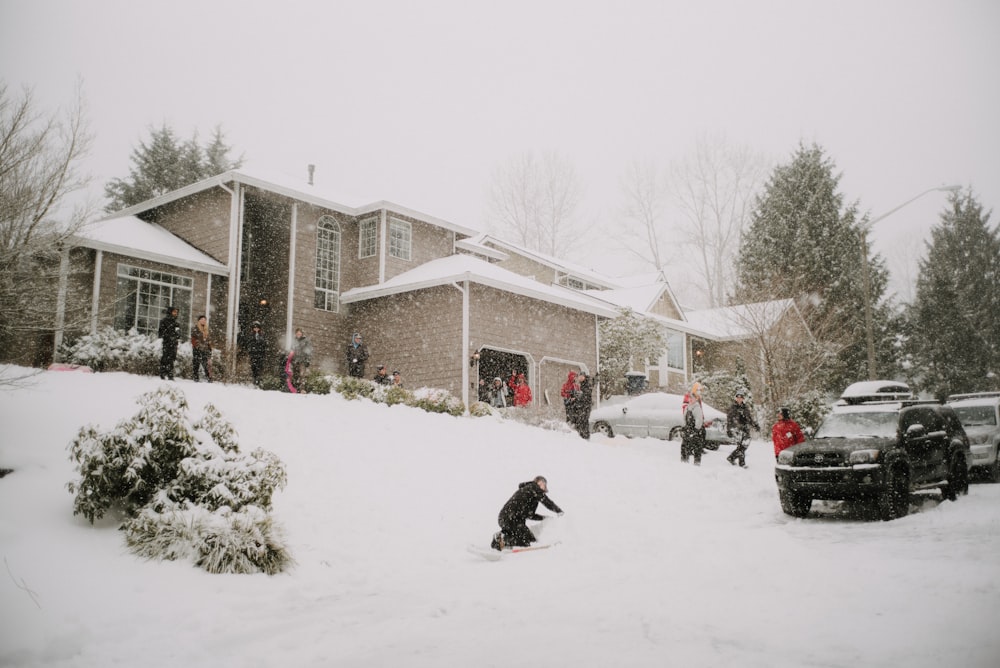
[589,392,732,449]
[947,393,1000,483]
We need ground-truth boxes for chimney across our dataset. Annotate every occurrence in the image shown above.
[307,164,315,186]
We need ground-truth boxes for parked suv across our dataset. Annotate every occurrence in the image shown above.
[774,400,971,520]
[947,392,1000,483]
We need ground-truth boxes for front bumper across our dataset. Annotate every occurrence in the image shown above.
[775,464,887,500]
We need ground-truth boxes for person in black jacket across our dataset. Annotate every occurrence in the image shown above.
[157,305,181,380]
[246,321,268,387]
[346,332,369,378]
[725,390,760,468]
[492,476,563,550]
[572,371,594,439]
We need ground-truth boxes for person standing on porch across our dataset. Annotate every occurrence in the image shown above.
[346,332,369,378]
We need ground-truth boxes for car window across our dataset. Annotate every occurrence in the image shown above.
[952,405,998,427]
[901,407,942,433]
[815,411,896,438]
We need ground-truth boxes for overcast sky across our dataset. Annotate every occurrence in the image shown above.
[2,0,998,304]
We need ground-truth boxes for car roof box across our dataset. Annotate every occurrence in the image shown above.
[838,380,913,405]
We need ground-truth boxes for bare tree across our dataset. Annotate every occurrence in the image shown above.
[486,150,585,256]
[715,292,845,416]
[670,135,768,307]
[0,80,94,365]
[617,159,670,270]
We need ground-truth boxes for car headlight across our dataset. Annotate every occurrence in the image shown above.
[777,450,795,465]
[849,449,881,465]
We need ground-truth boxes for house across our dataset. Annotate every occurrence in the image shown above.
[53,168,619,410]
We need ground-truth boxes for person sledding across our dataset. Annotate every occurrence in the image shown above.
[491,475,563,551]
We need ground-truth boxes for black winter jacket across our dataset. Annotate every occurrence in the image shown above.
[499,481,563,526]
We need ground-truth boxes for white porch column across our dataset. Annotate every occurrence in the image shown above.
[90,249,103,334]
[285,203,298,349]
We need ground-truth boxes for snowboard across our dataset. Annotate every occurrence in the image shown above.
[466,542,557,561]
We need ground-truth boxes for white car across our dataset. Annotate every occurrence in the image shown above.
[947,392,1000,483]
[589,392,732,449]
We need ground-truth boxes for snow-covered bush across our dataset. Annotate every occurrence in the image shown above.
[59,326,221,379]
[66,386,290,574]
[124,503,291,575]
[468,400,494,417]
[407,387,465,416]
[335,376,377,401]
[300,371,332,395]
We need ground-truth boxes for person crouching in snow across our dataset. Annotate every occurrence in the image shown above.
[492,475,563,550]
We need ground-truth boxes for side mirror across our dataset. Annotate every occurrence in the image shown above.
[905,423,927,439]
[803,426,814,440]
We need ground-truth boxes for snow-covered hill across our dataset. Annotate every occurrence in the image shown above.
[1,367,998,667]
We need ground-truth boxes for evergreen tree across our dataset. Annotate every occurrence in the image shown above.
[905,191,1000,398]
[598,308,666,395]
[104,123,243,212]
[736,143,894,390]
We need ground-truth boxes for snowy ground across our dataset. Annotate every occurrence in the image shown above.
[1,367,998,668]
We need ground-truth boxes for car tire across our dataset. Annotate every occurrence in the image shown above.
[593,422,614,438]
[877,467,909,521]
[668,427,682,441]
[943,456,970,501]
[988,455,1000,484]
[779,490,811,518]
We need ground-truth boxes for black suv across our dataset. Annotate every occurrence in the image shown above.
[774,401,971,520]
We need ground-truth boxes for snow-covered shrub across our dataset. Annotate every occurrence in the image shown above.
[60,326,161,374]
[67,386,195,522]
[59,326,223,379]
[336,376,377,401]
[382,385,412,406]
[300,371,332,395]
[468,400,494,417]
[67,386,290,574]
[407,387,465,416]
[123,503,292,575]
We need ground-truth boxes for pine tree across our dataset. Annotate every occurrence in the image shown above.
[104,123,243,212]
[905,192,1000,398]
[598,308,667,395]
[736,143,894,391]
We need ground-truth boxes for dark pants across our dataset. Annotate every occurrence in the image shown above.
[159,345,177,380]
[192,349,211,381]
[250,355,265,386]
[681,428,705,464]
[499,520,536,547]
[728,429,751,466]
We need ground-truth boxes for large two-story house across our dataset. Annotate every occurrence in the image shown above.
[46,167,807,409]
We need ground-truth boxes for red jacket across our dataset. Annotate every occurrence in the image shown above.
[513,382,533,407]
[772,419,805,457]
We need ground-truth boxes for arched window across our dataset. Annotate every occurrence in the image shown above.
[315,215,341,311]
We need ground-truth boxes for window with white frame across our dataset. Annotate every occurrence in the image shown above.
[389,218,411,260]
[665,330,684,370]
[359,217,377,258]
[315,215,341,311]
[114,263,193,336]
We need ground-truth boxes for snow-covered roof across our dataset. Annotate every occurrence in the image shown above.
[682,299,798,341]
[340,254,620,318]
[107,167,480,238]
[467,233,622,290]
[583,283,668,313]
[72,216,229,276]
